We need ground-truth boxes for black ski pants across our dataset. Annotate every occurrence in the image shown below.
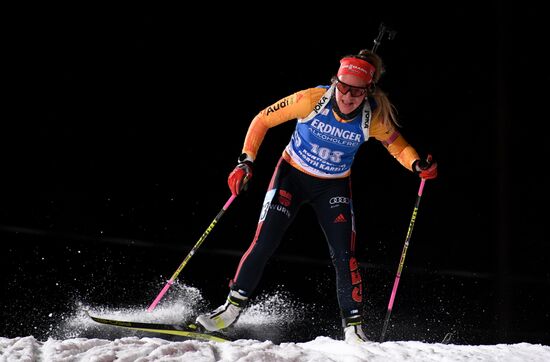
[230,157,363,319]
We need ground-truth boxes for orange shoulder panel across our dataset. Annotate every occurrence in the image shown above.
[242,87,327,160]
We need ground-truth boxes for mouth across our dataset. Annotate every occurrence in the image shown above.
[340,100,356,108]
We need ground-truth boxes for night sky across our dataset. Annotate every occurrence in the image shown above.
[2,3,548,345]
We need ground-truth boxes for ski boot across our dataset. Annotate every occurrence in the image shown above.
[343,315,369,343]
[196,289,248,332]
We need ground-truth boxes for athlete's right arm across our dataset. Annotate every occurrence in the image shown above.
[241,87,326,161]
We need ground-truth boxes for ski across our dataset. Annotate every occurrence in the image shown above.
[87,312,231,342]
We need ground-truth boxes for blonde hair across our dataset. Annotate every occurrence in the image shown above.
[344,49,401,128]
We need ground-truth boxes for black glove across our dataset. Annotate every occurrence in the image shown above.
[412,154,438,179]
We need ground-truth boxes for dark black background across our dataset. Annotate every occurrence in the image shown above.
[2,3,549,345]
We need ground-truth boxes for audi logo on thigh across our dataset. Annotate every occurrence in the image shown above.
[329,197,350,205]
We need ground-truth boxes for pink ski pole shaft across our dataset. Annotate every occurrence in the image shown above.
[380,178,427,341]
[147,194,237,312]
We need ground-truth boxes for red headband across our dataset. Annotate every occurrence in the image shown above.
[337,57,376,85]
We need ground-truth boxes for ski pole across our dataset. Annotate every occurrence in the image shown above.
[379,177,427,342]
[147,194,237,312]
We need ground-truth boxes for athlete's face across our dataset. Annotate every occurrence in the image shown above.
[335,74,368,115]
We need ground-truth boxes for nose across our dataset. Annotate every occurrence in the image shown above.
[341,92,357,102]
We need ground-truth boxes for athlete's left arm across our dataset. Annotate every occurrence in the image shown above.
[370,118,420,171]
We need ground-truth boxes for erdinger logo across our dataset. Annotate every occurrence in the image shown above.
[310,120,361,142]
[329,196,350,205]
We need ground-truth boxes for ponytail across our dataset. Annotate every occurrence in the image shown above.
[356,49,401,129]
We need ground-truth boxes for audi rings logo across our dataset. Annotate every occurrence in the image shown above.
[329,197,349,205]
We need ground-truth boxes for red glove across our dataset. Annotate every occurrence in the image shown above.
[228,161,253,195]
[413,154,438,180]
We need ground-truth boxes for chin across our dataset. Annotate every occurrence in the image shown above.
[341,106,357,114]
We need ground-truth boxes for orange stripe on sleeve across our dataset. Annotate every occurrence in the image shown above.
[370,116,419,171]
